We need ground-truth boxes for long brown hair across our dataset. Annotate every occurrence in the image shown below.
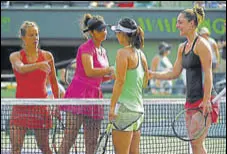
[118,18,144,49]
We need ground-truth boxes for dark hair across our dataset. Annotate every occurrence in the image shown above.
[119,18,144,49]
[181,5,205,27]
[81,13,106,39]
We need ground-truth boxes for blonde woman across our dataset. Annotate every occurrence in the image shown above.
[9,21,59,154]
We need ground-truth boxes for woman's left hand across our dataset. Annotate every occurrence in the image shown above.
[199,101,212,116]
[108,108,117,122]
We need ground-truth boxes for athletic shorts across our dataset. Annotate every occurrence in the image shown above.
[112,104,144,131]
[184,96,219,123]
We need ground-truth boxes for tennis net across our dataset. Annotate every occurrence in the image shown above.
[1,98,226,154]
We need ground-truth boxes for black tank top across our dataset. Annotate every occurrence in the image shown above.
[182,36,216,103]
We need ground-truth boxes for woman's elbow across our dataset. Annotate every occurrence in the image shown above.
[169,73,180,80]
[15,67,26,74]
[85,71,93,77]
[115,79,125,87]
[84,69,93,77]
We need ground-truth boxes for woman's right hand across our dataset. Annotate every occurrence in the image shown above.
[37,61,51,73]
[108,66,115,75]
[155,80,161,88]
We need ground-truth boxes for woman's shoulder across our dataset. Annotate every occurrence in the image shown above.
[195,37,209,49]
[39,49,54,60]
[193,37,212,55]
[79,39,93,48]
[9,49,24,59]
[116,48,129,57]
[138,49,146,58]
[78,39,94,53]
[178,42,186,49]
[40,49,51,55]
[10,50,21,56]
[177,42,187,55]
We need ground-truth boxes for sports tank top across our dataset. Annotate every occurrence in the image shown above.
[182,37,216,103]
[118,49,145,113]
[14,49,48,98]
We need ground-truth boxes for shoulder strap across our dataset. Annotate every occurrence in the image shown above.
[191,36,199,51]
[136,49,140,63]
[138,49,145,71]
[20,49,28,63]
[37,49,46,61]
[182,41,187,55]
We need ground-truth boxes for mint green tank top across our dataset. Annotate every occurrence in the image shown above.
[116,49,145,113]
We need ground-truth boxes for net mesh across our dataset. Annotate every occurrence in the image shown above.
[1,98,226,154]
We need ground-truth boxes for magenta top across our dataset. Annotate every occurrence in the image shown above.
[60,39,109,119]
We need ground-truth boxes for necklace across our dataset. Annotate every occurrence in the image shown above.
[187,35,198,48]
[96,47,103,55]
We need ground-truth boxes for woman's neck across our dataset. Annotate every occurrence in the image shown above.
[186,32,198,45]
[24,46,38,56]
[122,41,132,48]
[92,38,101,48]
[124,44,132,48]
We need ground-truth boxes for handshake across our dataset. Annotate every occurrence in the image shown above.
[103,66,115,81]
[105,67,157,83]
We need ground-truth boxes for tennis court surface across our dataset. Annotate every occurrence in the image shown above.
[1,98,226,154]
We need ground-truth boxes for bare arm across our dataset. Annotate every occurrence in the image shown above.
[110,49,128,112]
[149,44,183,80]
[45,51,60,98]
[9,52,50,74]
[196,39,213,105]
[212,41,220,65]
[151,56,160,87]
[141,51,149,88]
[82,53,112,77]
